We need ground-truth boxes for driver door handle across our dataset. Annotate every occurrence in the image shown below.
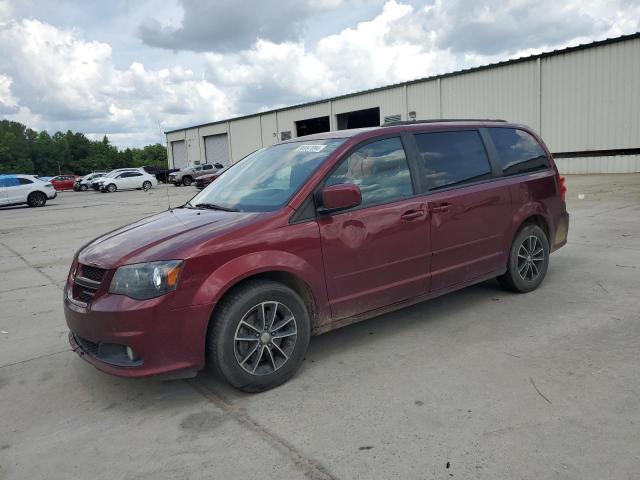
[401,209,425,221]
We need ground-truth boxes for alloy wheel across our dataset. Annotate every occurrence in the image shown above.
[233,301,298,376]
[517,235,545,281]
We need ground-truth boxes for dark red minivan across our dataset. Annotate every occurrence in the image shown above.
[64,120,569,392]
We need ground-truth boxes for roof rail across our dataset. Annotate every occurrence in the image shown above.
[382,118,507,127]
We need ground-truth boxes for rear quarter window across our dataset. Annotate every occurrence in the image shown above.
[488,128,550,176]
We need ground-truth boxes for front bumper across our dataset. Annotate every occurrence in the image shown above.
[64,290,214,378]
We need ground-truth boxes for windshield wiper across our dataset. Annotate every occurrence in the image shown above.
[193,202,238,212]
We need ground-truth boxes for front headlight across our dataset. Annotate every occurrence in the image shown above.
[109,260,184,299]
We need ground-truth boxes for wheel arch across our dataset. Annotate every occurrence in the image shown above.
[206,270,319,336]
[192,251,330,338]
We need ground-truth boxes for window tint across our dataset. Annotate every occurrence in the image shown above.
[203,164,213,170]
[325,137,413,207]
[488,128,549,176]
[415,130,492,190]
[18,178,33,185]
[0,176,20,187]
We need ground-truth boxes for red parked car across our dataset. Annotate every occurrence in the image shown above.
[64,120,569,392]
[51,174,80,191]
[194,167,228,189]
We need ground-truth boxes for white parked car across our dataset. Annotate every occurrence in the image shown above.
[97,171,158,193]
[0,174,57,207]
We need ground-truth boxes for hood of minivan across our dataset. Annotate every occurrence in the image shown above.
[78,207,259,268]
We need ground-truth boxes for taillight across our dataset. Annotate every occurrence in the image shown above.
[557,174,567,202]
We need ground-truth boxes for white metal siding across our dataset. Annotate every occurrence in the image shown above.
[204,134,230,166]
[541,37,640,153]
[406,80,440,119]
[441,61,539,130]
[167,36,640,174]
[185,128,201,165]
[171,140,187,169]
[556,155,640,174]
[229,116,262,162]
[261,113,278,147]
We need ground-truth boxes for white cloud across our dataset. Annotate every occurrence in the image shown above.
[1,1,639,147]
[0,73,19,113]
[204,1,457,111]
[0,19,233,146]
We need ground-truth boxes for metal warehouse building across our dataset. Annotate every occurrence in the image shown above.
[165,33,640,174]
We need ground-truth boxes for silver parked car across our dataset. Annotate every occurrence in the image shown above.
[169,163,222,186]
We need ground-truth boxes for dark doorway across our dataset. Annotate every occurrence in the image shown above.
[336,107,380,130]
[295,116,330,137]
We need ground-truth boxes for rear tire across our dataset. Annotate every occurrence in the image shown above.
[206,280,311,393]
[142,181,152,191]
[27,191,47,207]
[182,176,193,186]
[498,224,549,293]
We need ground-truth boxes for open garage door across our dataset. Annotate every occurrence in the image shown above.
[295,116,330,137]
[336,107,380,130]
[171,140,187,169]
[204,134,230,166]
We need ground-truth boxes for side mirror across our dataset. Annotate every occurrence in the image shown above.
[320,184,362,213]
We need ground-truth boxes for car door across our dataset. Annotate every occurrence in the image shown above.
[317,136,430,320]
[412,129,511,292]
[0,176,9,204]
[63,176,74,190]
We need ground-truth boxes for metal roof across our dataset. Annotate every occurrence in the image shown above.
[165,32,640,135]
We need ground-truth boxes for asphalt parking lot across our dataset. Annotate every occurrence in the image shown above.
[1,175,639,480]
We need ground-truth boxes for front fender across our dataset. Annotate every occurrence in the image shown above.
[191,249,329,319]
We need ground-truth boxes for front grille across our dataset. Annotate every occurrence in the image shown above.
[72,264,107,304]
[80,265,106,282]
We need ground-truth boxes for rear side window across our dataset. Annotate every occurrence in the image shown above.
[325,137,414,207]
[18,178,33,185]
[488,128,549,176]
[414,130,492,190]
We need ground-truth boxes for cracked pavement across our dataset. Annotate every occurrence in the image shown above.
[1,176,639,479]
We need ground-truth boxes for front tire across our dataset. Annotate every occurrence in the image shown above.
[106,183,116,193]
[206,280,311,393]
[27,191,47,207]
[182,176,193,186]
[498,224,549,293]
[81,184,88,191]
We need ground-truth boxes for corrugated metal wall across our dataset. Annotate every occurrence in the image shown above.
[168,36,640,173]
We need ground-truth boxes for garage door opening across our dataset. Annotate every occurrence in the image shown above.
[171,140,187,169]
[295,116,330,137]
[204,133,230,167]
[336,107,380,130]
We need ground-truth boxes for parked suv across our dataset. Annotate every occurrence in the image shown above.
[64,120,569,392]
[169,163,222,186]
[1,174,57,207]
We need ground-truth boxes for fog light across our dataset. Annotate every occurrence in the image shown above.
[126,346,136,361]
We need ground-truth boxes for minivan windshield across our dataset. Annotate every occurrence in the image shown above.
[187,138,345,212]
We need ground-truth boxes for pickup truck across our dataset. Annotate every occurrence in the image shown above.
[169,163,223,186]
[138,165,180,184]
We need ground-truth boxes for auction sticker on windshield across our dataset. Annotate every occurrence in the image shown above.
[295,144,327,153]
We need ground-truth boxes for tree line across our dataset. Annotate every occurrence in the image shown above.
[0,120,168,176]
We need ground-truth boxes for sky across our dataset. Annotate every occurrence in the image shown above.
[0,0,639,147]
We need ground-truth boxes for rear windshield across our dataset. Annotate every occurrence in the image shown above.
[187,139,345,212]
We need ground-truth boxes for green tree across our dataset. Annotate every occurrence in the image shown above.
[0,120,167,175]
